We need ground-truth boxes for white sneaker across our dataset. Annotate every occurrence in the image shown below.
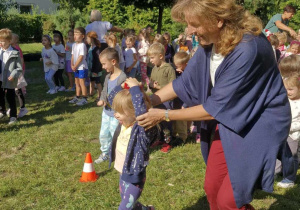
[94,154,109,164]
[55,86,60,91]
[6,109,10,117]
[58,86,66,91]
[46,89,51,94]
[69,97,79,104]
[8,117,17,125]
[18,107,28,118]
[49,89,57,94]
[277,178,295,188]
[76,98,88,106]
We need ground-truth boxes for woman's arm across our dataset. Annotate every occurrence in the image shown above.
[150,82,178,106]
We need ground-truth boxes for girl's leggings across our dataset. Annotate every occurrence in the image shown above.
[54,69,65,87]
[119,175,146,210]
[15,88,25,108]
[140,62,149,85]
[45,69,56,90]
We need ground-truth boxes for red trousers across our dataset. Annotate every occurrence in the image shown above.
[204,127,254,210]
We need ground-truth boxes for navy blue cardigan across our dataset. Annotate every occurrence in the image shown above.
[108,85,159,183]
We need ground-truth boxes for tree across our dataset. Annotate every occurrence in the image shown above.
[118,0,175,33]
[52,0,89,11]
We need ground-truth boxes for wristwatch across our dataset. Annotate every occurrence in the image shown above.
[165,109,170,122]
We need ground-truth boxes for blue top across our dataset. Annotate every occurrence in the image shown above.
[108,85,159,183]
[173,33,291,207]
[104,76,119,117]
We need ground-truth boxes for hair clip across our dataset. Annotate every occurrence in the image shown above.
[124,83,144,91]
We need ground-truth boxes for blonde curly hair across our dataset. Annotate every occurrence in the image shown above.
[171,0,263,56]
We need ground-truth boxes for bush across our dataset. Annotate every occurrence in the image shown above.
[0,13,43,43]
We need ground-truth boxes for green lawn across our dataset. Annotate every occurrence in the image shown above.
[0,61,300,209]
[19,43,43,54]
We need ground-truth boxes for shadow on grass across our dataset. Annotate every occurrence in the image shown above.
[183,196,210,210]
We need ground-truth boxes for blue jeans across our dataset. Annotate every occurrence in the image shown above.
[45,69,56,90]
[126,67,137,78]
[99,111,119,156]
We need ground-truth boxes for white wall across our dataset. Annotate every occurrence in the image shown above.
[14,0,58,14]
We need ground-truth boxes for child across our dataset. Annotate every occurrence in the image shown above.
[153,34,165,45]
[108,78,157,210]
[0,28,23,124]
[106,33,125,71]
[163,32,175,63]
[173,51,190,143]
[41,35,59,95]
[268,34,281,62]
[94,48,127,164]
[173,34,190,54]
[65,29,75,91]
[86,31,103,101]
[52,30,66,91]
[124,35,138,78]
[280,40,300,59]
[69,27,88,106]
[148,43,176,153]
[138,30,150,89]
[276,74,300,188]
[11,33,28,118]
[275,32,288,55]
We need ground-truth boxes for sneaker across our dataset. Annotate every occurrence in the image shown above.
[55,86,60,91]
[8,117,17,125]
[0,112,6,119]
[49,89,57,94]
[277,178,295,188]
[58,86,66,91]
[18,107,28,118]
[160,143,172,153]
[196,133,201,144]
[76,98,88,106]
[94,153,109,164]
[69,97,79,104]
[71,86,76,91]
[46,89,51,94]
[65,87,73,92]
[6,109,10,117]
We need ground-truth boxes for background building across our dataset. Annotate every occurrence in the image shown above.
[13,0,58,14]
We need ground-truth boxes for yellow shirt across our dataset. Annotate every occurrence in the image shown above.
[114,125,132,173]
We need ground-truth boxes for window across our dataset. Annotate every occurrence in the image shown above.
[20,5,31,14]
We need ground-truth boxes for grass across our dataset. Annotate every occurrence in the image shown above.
[0,61,300,209]
[19,43,43,54]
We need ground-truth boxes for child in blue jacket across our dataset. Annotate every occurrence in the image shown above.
[108,78,158,210]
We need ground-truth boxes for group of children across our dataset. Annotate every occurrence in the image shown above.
[0,28,28,125]
[265,29,300,189]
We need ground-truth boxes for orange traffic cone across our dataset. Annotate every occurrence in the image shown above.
[79,153,98,182]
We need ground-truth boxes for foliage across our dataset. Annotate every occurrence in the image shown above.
[0,13,43,43]
[52,0,89,11]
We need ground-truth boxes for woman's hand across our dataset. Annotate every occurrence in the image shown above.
[125,78,140,88]
[136,108,165,130]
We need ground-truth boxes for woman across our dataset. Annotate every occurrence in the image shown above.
[263,5,297,38]
[137,0,292,209]
[85,10,123,48]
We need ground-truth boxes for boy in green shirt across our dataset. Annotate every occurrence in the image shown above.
[148,43,176,153]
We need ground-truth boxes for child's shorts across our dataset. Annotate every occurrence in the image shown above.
[90,76,101,84]
[65,60,73,73]
[74,69,88,79]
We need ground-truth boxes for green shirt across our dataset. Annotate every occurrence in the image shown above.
[263,14,289,34]
[150,63,176,93]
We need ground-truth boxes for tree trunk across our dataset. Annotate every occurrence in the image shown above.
[157,6,163,34]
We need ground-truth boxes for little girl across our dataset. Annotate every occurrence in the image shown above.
[163,32,175,63]
[52,30,66,91]
[11,33,28,118]
[108,78,158,210]
[86,31,102,100]
[280,40,300,60]
[107,33,125,71]
[138,30,150,89]
[124,35,138,78]
[275,32,287,55]
[41,35,59,94]
[65,29,75,91]
[276,74,300,188]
